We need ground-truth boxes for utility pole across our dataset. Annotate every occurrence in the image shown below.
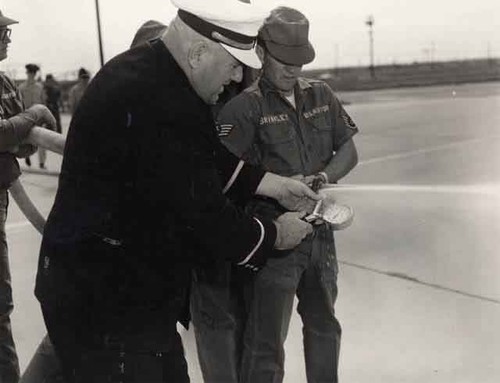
[334,43,339,72]
[422,47,429,63]
[430,41,436,67]
[95,0,105,67]
[365,15,375,78]
[487,42,493,67]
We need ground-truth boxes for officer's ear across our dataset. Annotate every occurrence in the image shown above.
[256,43,265,64]
[188,41,210,69]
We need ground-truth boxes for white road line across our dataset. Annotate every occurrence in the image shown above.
[358,135,500,166]
[340,260,500,305]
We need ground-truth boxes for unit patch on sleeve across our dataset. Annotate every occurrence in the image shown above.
[341,109,357,130]
[216,124,235,137]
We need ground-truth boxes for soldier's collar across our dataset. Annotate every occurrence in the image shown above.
[258,76,312,96]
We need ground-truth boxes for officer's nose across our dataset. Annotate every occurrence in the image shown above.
[230,65,243,83]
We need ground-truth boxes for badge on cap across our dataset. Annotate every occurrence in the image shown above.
[171,0,270,69]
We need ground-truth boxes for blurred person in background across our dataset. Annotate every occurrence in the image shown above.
[43,74,62,134]
[130,19,167,49]
[19,63,46,169]
[68,67,90,114]
[0,9,57,383]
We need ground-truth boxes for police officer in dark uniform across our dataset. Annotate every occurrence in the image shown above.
[34,1,319,382]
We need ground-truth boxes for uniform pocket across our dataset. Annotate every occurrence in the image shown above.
[260,123,295,145]
[308,115,335,163]
[258,124,300,174]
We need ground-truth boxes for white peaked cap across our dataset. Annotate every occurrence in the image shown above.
[171,0,270,68]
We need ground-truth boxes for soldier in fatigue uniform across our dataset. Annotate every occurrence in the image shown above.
[0,10,56,383]
[192,7,359,383]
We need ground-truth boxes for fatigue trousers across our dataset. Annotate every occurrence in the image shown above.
[192,228,342,383]
[191,264,249,383]
[0,190,20,383]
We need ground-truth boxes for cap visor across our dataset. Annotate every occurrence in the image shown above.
[265,41,315,66]
[221,43,262,69]
[0,16,18,27]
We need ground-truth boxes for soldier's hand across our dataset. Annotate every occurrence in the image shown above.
[256,173,320,212]
[290,174,305,182]
[12,144,38,158]
[273,212,313,250]
[303,172,328,192]
[24,104,57,132]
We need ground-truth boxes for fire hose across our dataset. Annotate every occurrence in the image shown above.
[9,126,66,234]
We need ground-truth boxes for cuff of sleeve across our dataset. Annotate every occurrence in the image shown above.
[237,217,276,272]
[318,172,329,184]
[13,114,35,142]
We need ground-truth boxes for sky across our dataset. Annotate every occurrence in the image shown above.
[1,0,499,80]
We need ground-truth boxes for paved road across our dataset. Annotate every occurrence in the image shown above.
[8,81,500,382]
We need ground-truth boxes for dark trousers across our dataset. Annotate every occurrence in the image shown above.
[20,334,64,383]
[36,236,190,383]
[0,190,20,383]
[41,302,189,383]
[47,105,62,134]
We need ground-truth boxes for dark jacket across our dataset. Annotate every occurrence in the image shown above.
[35,39,277,335]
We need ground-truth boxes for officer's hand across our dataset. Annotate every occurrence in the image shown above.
[274,212,313,250]
[256,173,320,212]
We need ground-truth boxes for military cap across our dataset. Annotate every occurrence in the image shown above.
[78,67,90,79]
[25,63,40,73]
[0,10,18,27]
[171,0,270,69]
[259,7,315,66]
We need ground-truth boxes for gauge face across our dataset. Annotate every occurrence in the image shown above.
[321,203,354,230]
[302,199,353,230]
